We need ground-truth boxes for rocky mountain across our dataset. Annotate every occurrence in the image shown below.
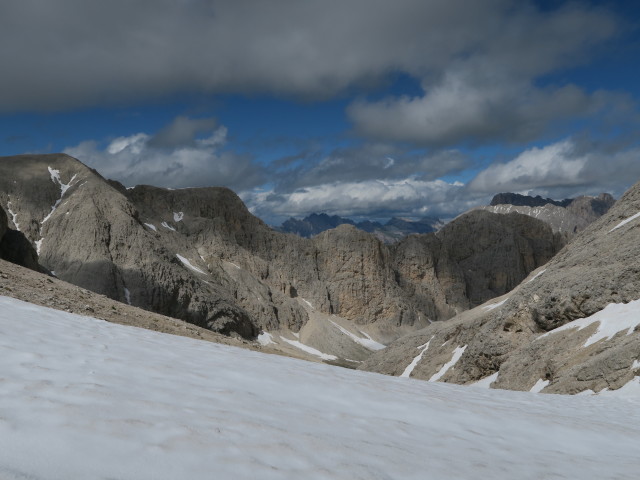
[360,180,640,395]
[477,192,615,236]
[0,153,563,365]
[277,212,443,243]
[490,192,574,208]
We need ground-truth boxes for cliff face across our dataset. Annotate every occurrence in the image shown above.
[360,181,640,395]
[392,210,565,321]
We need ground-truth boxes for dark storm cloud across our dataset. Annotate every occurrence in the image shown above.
[0,1,620,143]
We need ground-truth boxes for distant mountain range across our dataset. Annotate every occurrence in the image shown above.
[276,213,444,243]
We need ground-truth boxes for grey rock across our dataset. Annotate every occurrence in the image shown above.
[360,180,640,395]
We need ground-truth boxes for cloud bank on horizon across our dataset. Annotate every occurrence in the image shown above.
[1,0,639,223]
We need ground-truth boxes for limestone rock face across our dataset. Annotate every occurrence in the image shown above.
[392,210,565,321]
[360,180,640,395]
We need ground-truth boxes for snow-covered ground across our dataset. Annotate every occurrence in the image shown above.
[1,296,639,480]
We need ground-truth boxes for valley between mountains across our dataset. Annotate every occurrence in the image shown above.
[0,153,638,397]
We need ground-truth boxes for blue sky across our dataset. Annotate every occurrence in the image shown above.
[1,0,640,225]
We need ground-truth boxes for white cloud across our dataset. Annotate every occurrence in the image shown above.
[243,178,484,223]
[469,140,587,193]
[469,138,640,198]
[64,121,264,190]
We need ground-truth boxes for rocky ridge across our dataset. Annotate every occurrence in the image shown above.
[1,154,563,364]
[360,180,640,395]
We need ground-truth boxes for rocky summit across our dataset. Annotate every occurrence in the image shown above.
[0,154,563,365]
[360,179,640,395]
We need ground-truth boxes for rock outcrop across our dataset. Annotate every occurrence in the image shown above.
[360,181,640,395]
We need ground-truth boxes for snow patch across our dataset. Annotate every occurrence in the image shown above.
[300,298,314,310]
[609,211,640,233]
[173,212,184,222]
[257,331,275,346]
[538,298,640,347]
[482,298,508,311]
[34,239,43,255]
[279,336,338,360]
[470,372,499,389]
[144,223,157,232]
[401,336,434,378]
[161,222,176,231]
[43,167,77,225]
[530,379,550,393]
[633,360,640,370]
[124,288,131,306]
[328,319,386,351]
[6,201,19,231]
[598,377,640,399]
[176,254,206,274]
[527,269,546,283]
[429,345,467,382]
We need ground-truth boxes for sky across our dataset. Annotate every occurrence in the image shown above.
[1,0,640,225]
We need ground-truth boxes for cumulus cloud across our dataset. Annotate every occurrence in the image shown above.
[243,178,487,224]
[469,138,640,199]
[0,0,620,119]
[64,118,265,190]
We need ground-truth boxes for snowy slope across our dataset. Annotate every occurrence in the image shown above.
[1,296,639,480]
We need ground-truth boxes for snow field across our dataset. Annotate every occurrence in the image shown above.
[1,296,639,480]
